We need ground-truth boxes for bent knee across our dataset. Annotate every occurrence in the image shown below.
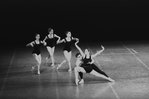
[74,67,79,71]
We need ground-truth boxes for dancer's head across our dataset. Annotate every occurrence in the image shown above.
[75,53,82,59]
[35,34,40,40]
[84,49,90,56]
[66,31,72,37]
[48,28,54,34]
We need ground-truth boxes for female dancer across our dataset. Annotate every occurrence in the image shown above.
[26,34,45,74]
[43,28,61,66]
[57,31,79,72]
[74,40,114,85]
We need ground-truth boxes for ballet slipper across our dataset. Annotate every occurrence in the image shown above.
[31,66,35,72]
[51,63,55,67]
[37,71,40,75]
[57,64,61,70]
[68,69,72,72]
[79,79,84,84]
[75,79,79,86]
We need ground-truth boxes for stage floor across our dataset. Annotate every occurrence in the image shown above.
[0,41,149,99]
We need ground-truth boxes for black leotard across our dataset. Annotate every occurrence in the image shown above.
[80,56,93,73]
[80,55,109,77]
[45,35,57,48]
[82,56,92,65]
[63,37,72,52]
[32,41,41,55]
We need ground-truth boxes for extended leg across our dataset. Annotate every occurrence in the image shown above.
[90,70,114,82]
[91,64,109,77]
[57,60,67,70]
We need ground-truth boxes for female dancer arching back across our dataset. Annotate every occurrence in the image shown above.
[26,34,45,74]
[43,28,61,66]
[74,40,114,85]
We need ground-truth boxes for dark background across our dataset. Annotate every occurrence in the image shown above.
[0,0,149,46]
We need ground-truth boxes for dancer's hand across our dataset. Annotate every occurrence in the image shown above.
[75,38,79,41]
[57,39,65,44]
[26,43,30,47]
[26,42,34,47]
[101,45,104,50]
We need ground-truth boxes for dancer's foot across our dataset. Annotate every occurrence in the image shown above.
[79,79,84,84]
[75,78,79,86]
[37,71,40,75]
[108,77,115,82]
[57,64,61,70]
[51,63,55,67]
[68,69,72,72]
[31,66,35,72]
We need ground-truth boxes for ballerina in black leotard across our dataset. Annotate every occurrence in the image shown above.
[26,34,45,74]
[74,40,114,85]
[43,28,61,66]
[57,31,79,72]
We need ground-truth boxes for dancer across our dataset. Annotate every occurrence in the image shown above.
[74,40,114,85]
[26,34,45,74]
[43,28,61,66]
[57,31,79,72]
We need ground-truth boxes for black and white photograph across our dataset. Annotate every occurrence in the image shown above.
[0,0,149,99]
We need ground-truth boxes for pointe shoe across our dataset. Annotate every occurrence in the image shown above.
[45,58,48,64]
[57,64,60,70]
[68,69,72,72]
[37,71,40,75]
[79,79,84,84]
[108,77,115,82]
[75,79,79,86]
[51,63,55,67]
[31,66,35,72]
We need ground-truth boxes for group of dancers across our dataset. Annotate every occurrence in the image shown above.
[26,28,114,85]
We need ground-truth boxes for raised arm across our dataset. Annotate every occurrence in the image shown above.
[72,37,79,41]
[75,40,85,57]
[91,45,105,58]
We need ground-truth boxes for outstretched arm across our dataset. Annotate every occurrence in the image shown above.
[26,41,34,47]
[75,40,85,57]
[57,38,65,44]
[91,45,105,58]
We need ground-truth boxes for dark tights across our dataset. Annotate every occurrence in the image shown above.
[78,64,109,79]
[79,72,83,79]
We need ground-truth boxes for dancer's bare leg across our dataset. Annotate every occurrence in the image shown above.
[57,60,66,70]
[64,51,72,71]
[74,67,86,85]
[90,70,114,82]
[37,54,41,74]
[57,51,72,71]
[32,54,41,74]
[46,47,55,66]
